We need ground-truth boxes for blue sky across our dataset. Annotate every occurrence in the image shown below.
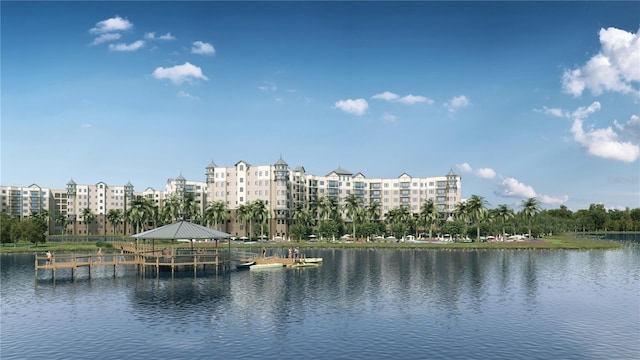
[2,1,639,211]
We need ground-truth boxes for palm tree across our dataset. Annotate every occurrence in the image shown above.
[204,200,229,231]
[236,203,251,239]
[454,202,468,223]
[162,193,181,223]
[466,195,489,241]
[128,196,154,234]
[494,204,515,239]
[329,197,342,222]
[181,192,200,223]
[213,201,229,231]
[55,214,70,235]
[521,197,541,238]
[344,194,363,239]
[293,204,314,227]
[80,207,94,235]
[106,209,123,234]
[253,199,269,240]
[366,200,381,223]
[315,195,332,239]
[419,199,439,239]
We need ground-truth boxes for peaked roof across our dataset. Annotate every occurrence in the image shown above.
[274,156,288,166]
[132,221,232,239]
[447,169,458,176]
[326,166,352,176]
[206,160,217,168]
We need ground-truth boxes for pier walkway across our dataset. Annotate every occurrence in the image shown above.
[35,241,232,280]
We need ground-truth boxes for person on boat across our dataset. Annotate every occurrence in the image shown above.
[288,247,292,259]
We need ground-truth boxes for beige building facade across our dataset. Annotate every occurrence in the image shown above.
[2,157,461,238]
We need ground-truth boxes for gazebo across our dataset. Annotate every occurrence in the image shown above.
[132,221,232,251]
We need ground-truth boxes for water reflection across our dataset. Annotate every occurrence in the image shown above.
[1,245,638,360]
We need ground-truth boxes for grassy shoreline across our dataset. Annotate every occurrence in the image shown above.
[0,234,623,254]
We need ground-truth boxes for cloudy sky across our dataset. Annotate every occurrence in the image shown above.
[2,1,639,211]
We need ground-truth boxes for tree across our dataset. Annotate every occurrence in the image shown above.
[182,192,201,223]
[344,194,363,240]
[106,209,123,235]
[521,197,542,238]
[466,195,489,241]
[1,213,17,243]
[454,201,469,224]
[587,203,607,231]
[419,199,439,239]
[204,200,228,231]
[385,205,411,239]
[55,214,70,235]
[21,217,47,245]
[253,200,269,240]
[494,204,515,238]
[293,203,314,227]
[162,193,181,223]
[80,207,95,236]
[236,203,251,239]
[128,196,154,234]
[366,201,381,223]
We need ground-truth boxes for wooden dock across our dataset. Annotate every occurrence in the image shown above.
[35,242,231,280]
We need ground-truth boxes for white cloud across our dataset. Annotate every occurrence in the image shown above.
[539,194,569,205]
[152,62,209,85]
[372,91,399,101]
[335,99,368,116]
[475,168,496,179]
[496,177,568,205]
[258,82,277,92]
[381,112,397,123]
[496,178,537,198]
[92,33,121,45]
[614,114,640,141]
[178,91,199,100]
[538,106,568,118]
[146,32,175,41]
[90,16,133,34]
[445,95,469,112]
[399,94,434,105]
[108,40,144,52]
[456,162,473,173]
[562,27,640,97]
[192,41,215,55]
[158,32,175,41]
[371,91,433,105]
[570,101,640,162]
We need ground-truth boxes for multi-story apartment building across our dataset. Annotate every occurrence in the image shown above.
[204,157,462,239]
[1,157,461,238]
[65,180,136,235]
[1,184,52,227]
[164,174,208,215]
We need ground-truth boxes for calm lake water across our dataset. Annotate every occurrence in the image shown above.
[1,239,639,360]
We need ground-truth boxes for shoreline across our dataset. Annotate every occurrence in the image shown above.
[0,234,624,254]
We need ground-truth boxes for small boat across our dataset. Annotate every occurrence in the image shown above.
[290,262,319,268]
[301,257,323,263]
[250,263,284,270]
[236,261,255,269]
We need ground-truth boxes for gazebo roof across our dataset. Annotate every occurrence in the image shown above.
[132,221,232,240]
